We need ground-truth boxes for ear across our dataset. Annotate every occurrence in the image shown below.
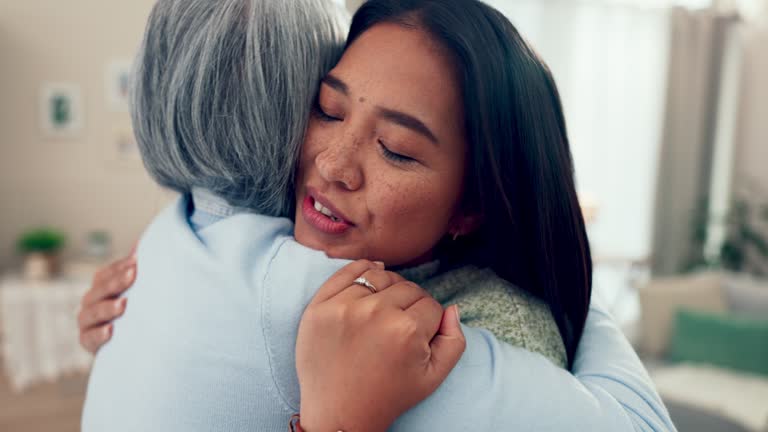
[448,213,483,237]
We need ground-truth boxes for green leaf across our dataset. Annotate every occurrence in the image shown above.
[720,240,744,272]
[17,228,66,253]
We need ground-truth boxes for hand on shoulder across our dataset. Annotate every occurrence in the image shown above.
[296,260,465,432]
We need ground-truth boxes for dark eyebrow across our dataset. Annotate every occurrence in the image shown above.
[377,107,438,145]
[321,74,348,95]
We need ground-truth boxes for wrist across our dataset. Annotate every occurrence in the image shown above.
[296,409,390,432]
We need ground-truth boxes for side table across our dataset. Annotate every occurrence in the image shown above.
[0,275,92,392]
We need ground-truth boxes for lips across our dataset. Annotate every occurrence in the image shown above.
[301,192,354,235]
[313,199,343,222]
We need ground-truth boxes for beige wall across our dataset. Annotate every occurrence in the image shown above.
[734,25,768,274]
[0,0,369,272]
[0,1,365,271]
[346,0,365,12]
[0,1,174,270]
[733,25,768,196]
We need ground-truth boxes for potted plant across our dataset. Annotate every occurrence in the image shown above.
[85,230,111,259]
[684,196,768,276]
[17,228,66,280]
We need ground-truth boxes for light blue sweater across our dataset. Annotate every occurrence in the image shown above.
[82,196,676,431]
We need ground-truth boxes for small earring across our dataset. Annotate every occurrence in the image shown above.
[452,232,460,241]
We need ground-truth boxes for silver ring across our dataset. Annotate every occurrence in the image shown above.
[353,276,378,294]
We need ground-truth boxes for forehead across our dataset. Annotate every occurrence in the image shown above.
[331,23,464,135]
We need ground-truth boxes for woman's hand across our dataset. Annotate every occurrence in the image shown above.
[77,254,136,353]
[296,260,466,432]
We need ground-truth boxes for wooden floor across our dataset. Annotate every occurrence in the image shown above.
[0,358,87,432]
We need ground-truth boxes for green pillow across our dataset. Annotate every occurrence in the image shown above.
[670,308,768,377]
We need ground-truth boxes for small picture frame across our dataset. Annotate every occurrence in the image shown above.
[40,83,83,137]
[105,59,132,112]
[114,128,140,160]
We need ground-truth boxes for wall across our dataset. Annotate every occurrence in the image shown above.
[701,20,768,273]
[0,0,174,270]
[733,24,768,273]
[733,25,768,195]
[0,0,365,271]
[346,0,365,12]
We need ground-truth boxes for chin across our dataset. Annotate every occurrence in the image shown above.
[315,243,359,261]
[295,229,350,259]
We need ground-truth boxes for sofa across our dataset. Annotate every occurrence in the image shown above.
[636,272,768,432]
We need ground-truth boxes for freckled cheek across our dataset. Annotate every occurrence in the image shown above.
[366,180,449,239]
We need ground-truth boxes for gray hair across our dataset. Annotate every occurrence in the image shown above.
[131,0,348,216]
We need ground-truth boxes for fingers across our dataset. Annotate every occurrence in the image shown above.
[80,324,113,355]
[83,256,136,307]
[310,260,383,304]
[428,305,466,382]
[78,298,127,330]
[334,268,405,302]
[376,281,431,310]
[91,255,135,289]
[404,296,444,340]
[129,241,139,257]
[99,254,136,285]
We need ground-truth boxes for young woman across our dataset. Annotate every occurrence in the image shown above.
[81,1,675,431]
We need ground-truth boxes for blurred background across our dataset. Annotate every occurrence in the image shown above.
[0,0,766,431]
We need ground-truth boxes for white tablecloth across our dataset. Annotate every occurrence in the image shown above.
[0,276,92,391]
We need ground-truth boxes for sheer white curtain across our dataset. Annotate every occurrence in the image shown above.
[485,0,765,265]
[481,0,687,322]
[484,0,765,319]
[486,0,679,261]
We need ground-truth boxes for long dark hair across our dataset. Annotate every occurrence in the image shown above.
[348,0,592,367]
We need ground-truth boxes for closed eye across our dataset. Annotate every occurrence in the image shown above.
[379,141,416,164]
[313,101,342,122]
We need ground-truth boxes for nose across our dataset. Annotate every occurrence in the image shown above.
[314,133,364,191]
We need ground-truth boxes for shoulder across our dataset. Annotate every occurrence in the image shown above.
[391,323,571,431]
[85,200,291,429]
[258,238,350,410]
[429,266,567,368]
[263,238,349,304]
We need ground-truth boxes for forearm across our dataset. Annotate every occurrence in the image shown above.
[571,299,675,431]
[390,302,676,432]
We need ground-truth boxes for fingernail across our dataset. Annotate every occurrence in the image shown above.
[117,298,127,310]
[124,268,135,282]
[374,261,385,269]
[106,324,113,337]
[454,305,461,322]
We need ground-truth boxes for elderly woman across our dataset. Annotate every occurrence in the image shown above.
[82,0,676,431]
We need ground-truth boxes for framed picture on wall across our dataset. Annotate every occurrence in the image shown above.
[105,59,132,112]
[40,83,83,137]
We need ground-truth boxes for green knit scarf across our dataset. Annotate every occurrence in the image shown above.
[400,262,567,368]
